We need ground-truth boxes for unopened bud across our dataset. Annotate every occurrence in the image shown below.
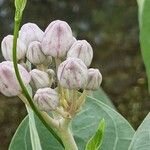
[30,69,53,89]
[27,41,52,65]
[34,88,59,112]
[57,58,88,89]
[42,20,74,58]
[67,40,93,67]
[19,23,44,46]
[86,68,102,91]
[0,61,31,97]
[1,35,27,61]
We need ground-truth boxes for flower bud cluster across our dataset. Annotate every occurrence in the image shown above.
[0,20,102,113]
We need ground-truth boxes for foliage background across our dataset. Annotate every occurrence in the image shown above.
[0,0,150,149]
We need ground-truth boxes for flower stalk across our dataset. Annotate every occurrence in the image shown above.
[59,118,78,150]
[12,1,64,147]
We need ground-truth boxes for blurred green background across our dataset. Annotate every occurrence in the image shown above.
[0,0,150,149]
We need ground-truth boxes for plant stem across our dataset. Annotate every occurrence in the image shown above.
[12,12,64,147]
[60,128,78,150]
[59,119,78,150]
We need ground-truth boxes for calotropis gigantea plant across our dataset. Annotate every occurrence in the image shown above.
[0,0,106,150]
[5,0,150,150]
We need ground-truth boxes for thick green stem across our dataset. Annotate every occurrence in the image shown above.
[12,12,64,147]
[59,119,78,150]
[60,128,78,150]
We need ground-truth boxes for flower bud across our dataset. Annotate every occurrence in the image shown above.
[19,23,44,46]
[57,58,88,89]
[0,61,31,97]
[67,40,93,67]
[1,35,27,61]
[30,69,53,90]
[27,41,52,65]
[42,20,74,58]
[86,68,102,91]
[34,88,59,112]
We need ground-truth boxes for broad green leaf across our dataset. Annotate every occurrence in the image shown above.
[85,119,105,150]
[26,106,42,150]
[8,116,32,150]
[9,115,63,150]
[73,96,134,150]
[9,96,134,150]
[138,0,150,91]
[91,88,115,110]
[128,113,150,150]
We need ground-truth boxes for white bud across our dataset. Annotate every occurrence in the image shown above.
[86,68,102,91]
[27,41,52,65]
[67,40,93,67]
[19,23,44,46]
[57,58,88,89]
[0,61,31,97]
[27,41,51,65]
[42,20,74,58]
[30,69,53,89]
[1,35,27,61]
[34,88,59,112]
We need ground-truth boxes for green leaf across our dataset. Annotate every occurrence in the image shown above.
[128,113,150,150]
[26,106,42,150]
[9,115,64,150]
[85,119,105,150]
[8,116,32,150]
[91,88,116,110]
[137,0,150,91]
[9,96,134,150]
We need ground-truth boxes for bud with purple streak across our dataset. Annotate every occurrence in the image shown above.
[1,35,27,61]
[57,57,88,89]
[34,88,59,112]
[19,23,44,46]
[0,61,31,97]
[86,68,102,91]
[26,41,52,65]
[67,40,93,67]
[30,69,54,90]
[41,20,74,58]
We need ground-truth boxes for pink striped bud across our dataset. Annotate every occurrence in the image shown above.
[0,61,31,97]
[26,41,52,65]
[57,58,88,89]
[19,23,44,46]
[34,88,59,112]
[42,20,74,58]
[67,40,93,67]
[1,35,27,61]
[30,69,53,89]
[86,68,102,90]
